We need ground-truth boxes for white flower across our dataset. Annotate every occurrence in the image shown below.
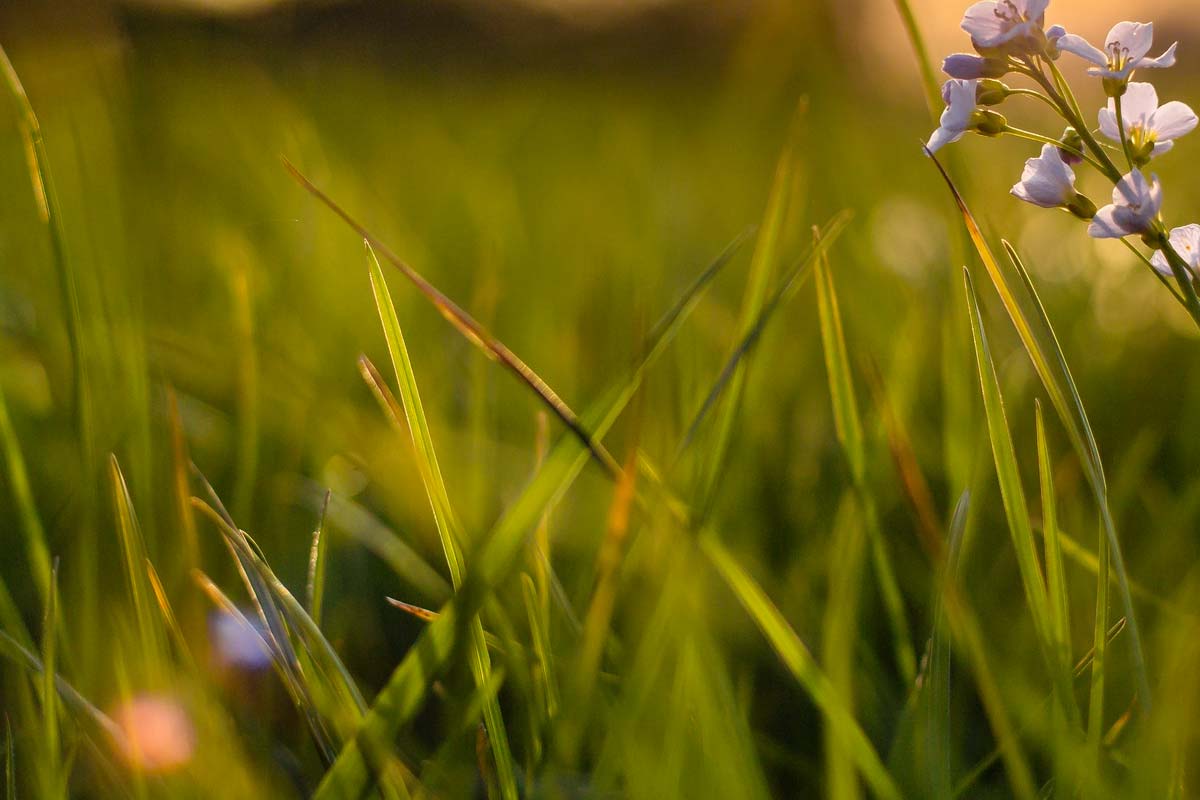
[962,0,1049,51]
[1088,169,1163,239]
[1057,22,1177,82]
[1098,82,1197,160]
[1150,224,1200,277]
[1011,145,1077,208]
[926,79,979,153]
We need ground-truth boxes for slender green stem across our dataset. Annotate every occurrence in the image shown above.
[1033,61,1124,183]
[1152,231,1200,329]
[1001,126,1105,173]
[1006,87,1062,114]
[1120,238,1186,306]
[1113,95,1135,171]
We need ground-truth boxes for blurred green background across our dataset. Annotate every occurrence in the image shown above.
[3,0,1200,797]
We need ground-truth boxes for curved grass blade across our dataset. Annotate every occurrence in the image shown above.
[308,490,332,627]
[928,150,1149,712]
[365,243,518,800]
[109,456,166,672]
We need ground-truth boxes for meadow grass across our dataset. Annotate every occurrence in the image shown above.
[3,2,1200,797]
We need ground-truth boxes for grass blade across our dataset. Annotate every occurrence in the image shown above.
[963,270,1078,726]
[815,225,916,684]
[365,242,518,800]
[929,151,1149,712]
[108,455,165,672]
[0,375,51,611]
[1036,402,1071,675]
[308,490,332,628]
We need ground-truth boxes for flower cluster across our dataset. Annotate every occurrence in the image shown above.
[927,1,1200,307]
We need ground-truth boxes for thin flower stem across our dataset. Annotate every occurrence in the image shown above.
[1006,87,1064,114]
[1001,126,1105,173]
[1153,231,1200,328]
[1036,62,1124,183]
[1119,238,1186,306]
[1113,95,1136,172]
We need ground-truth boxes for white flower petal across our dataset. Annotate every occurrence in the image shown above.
[961,1,1009,48]
[1136,42,1177,70]
[1098,106,1120,141]
[1120,82,1159,125]
[1169,224,1200,268]
[1109,21,1154,63]
[1151,140,1175,157]
[1149,250,1172,276]
[1088,205,1130,238]
[1150,101,1197,140]
[1016,0,1049,18]
[1056,33,1107,66]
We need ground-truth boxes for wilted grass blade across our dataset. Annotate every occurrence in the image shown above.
[365,242,518,800]
[815,225,915,684]
[963,271,1078,725]
[285,158,623,478]
[699,534,903,800]
[929,150,1149,712]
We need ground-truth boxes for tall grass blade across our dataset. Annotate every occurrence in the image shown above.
[365,242,518,800]
[0,377,51,610]
[108,455,165,670]
[692,141,794,510]
[1035,402,1071,673]
[308,490,332,628]
[698,534,902,800]
[815,226,915,683]
[676,210,852,458]
[929,151,1149,712]
[39,560,61,799]
[890,0,942,118]
[963,271,1078,726]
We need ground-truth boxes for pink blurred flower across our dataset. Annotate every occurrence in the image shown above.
[113,694,196,773]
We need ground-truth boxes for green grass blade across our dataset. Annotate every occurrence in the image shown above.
[39,560,61,799]
[928,151,1149,711]
[108,455,165,672]
[815,226,916,684]
[5,716,13,800]
[1087,519,1109,770]
[690,141,794,511]
[308,490,332,628]
[963,270,1078,725]
[0,375,51,610]
[890,0,942,118]
[1036,402,1071,673]
[698,534,902,800]
[365,242,518,800]
[676,210,852,459]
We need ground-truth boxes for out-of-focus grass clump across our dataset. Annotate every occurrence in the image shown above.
[2,0,1200,797]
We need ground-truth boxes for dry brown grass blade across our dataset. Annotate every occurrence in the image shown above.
[283,158,621,480]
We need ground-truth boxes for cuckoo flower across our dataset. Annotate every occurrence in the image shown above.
[1150,224,1200,277]
[1098,82,1197,162]
[1011,144,1080,209]
[1057,22,1177,83]
[927,79,979,153]
[962,0,1049,53]
[1088,169,1162,238]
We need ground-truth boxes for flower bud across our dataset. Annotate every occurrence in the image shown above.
[972,109,1007,137]
[976,79,1009,106]
[1065,193,1097,221]
[1057,127,1084,165]
[1102,77,1128,99]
